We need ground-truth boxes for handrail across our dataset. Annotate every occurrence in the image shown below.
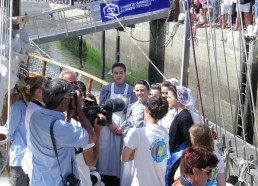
[27,53,108,92]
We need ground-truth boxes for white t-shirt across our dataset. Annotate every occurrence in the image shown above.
[75,143,94,186]
[71,119,95,186]
[22,101,44,177]
[214,150,224,173]
[124,124,169,186]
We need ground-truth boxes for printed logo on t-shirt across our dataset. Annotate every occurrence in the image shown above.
[149,139,167,163]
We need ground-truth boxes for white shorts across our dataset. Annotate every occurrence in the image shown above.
[221,3,231,15]
[202,1,215,9]
[236,3,251,13]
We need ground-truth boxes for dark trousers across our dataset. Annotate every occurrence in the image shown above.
[10,166,29,186]
[101,175,120,186]
[231,3,237,25]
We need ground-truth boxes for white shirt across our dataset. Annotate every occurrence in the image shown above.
[22,101,44,177]
[124,124,169,186]
[71,119,95,186]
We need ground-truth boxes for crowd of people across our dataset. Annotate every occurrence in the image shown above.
[1,62,227,186]
[189,0,256,32]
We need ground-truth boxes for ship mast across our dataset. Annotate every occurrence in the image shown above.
[13,0,20,29]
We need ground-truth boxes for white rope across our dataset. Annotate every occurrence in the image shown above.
[4,0,8,57]
[223,146,235,178]
[29,41,59,77]
[30,40,57,61]
[101,0,167,80]
[238,159,256,185]
[0,0,4,82]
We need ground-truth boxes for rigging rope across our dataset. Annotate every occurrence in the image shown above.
[218,10,236,152]
[204,26,218,140]
[234,0,258,168]
[186,0,206,123]
[229,15,239,156]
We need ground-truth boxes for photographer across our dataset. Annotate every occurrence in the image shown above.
[29,79,96,186]
[60,70,105,186]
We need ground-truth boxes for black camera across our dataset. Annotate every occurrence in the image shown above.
[64,173,80,186]
[68,90,78,110]
[82,98,125,127]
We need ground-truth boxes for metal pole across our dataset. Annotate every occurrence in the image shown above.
[13,0,20,30]
[148,19,165,84]
[79,35,83,68]
[101,31,105,80]
[180,7,190,87]
[115,31,120,63]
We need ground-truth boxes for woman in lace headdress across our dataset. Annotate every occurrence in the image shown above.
[165,85,194,186]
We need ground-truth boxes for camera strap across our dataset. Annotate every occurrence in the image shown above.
[50,120,65,185]
[31,99,44,107]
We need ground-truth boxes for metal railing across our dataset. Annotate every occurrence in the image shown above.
[26,53,108,93]
[24,1,169,44]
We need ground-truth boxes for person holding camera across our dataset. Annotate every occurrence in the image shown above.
[29,79,96,186]
[60,70,105,186]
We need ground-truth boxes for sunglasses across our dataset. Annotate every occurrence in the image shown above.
[201,168,217,177]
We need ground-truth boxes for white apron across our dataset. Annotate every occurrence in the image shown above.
[98,83,129,178]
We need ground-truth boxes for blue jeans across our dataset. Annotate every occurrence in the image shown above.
[213,1,219,22]
[10,166,29,186]
[255,0,258,18]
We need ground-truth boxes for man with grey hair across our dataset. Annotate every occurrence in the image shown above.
[29,79,96,186]
[59,70,78,86]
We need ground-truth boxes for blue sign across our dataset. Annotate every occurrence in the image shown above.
[100,0,171,22]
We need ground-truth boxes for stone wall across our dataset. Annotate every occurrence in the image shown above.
[84,22,250,133]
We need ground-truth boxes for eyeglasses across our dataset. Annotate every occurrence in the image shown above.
[201,168,217,177]
[69,81,77,85]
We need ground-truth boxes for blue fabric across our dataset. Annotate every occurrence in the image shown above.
[205,171,218,186]
[206,179,217,186]
[213,1,219,22]
[255,0,258,18]
[122,100,146,137]
[100,0,171,22]
[30,108,89,186]
[165,141,187,186]
[7,100,27,166]
[182,176,193,186]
